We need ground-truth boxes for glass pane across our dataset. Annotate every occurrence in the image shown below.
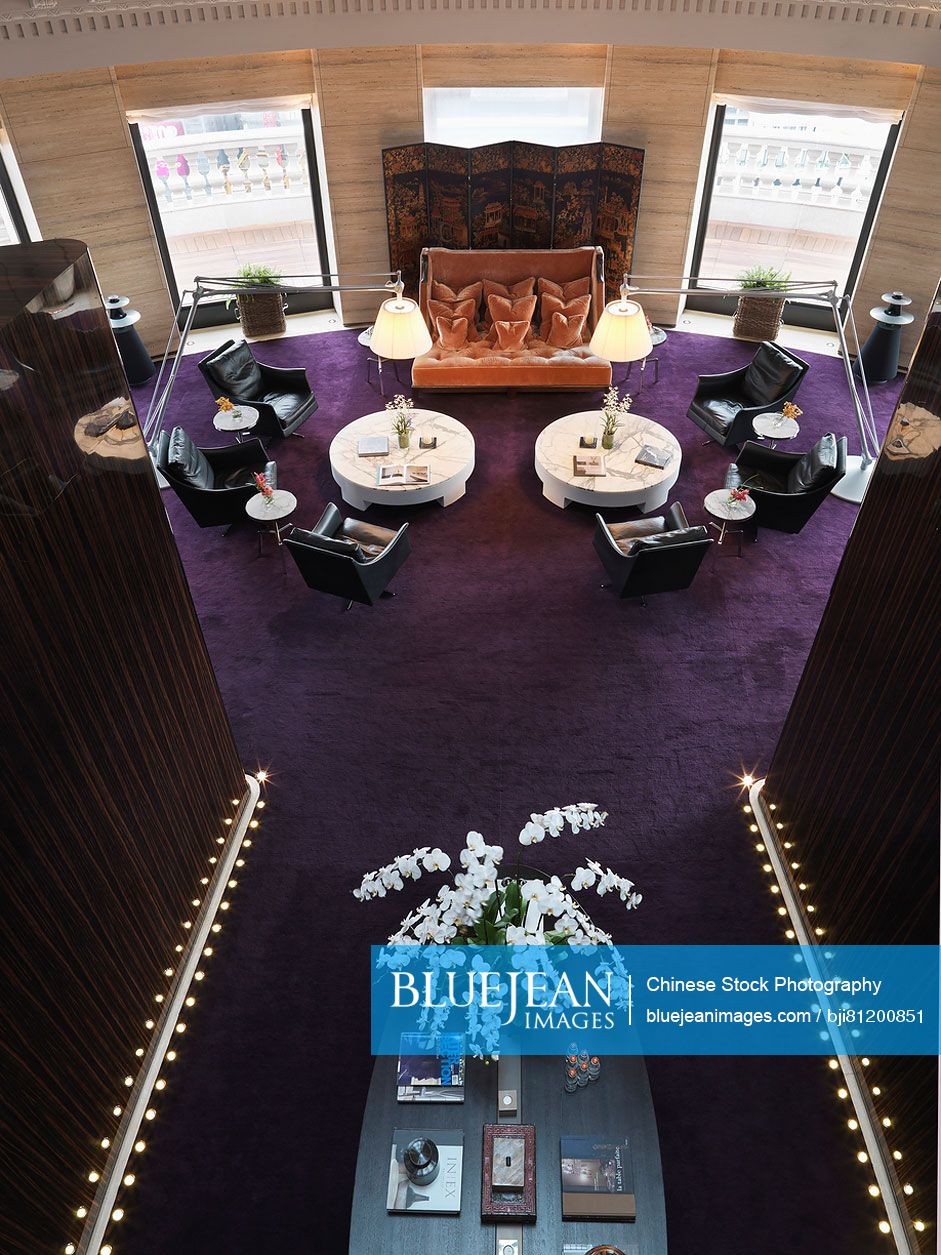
[423,87,604,148]
[0,166,22,246]
[699,106,892,291]
[136,108,323,302]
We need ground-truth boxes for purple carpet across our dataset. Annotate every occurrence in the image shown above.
[125,328,902,1254]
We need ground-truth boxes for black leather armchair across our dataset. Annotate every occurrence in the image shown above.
[197,339,317,439]
[156,426,276,528]
[725,434,847,533]
[594,502,712,603]
[687,341,809,448]
[284,503,411,608]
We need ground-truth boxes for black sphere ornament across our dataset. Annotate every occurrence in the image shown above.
[403,1136,440,1186]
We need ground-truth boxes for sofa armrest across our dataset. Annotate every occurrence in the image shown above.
[734,441,801,474]
[204,438,270,472]
[258,363,311,391]
[665,502,689,531]
[311,503,343,539]
[361,522,409,565]
[696,364,748,394]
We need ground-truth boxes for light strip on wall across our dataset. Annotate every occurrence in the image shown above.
[747,777,917,1255]
[73,772,261,1255]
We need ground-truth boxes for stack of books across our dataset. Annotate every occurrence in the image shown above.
[396,1032,465,1103]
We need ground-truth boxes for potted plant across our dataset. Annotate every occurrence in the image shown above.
[228,263,287,338]
[386,394,415,449]
[600,385,633,451]
[733,264,791,342]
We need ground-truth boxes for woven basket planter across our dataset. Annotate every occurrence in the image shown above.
[733,294,786,342]
[236,290,287,338]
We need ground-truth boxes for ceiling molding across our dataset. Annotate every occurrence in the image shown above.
[0,0,938,76]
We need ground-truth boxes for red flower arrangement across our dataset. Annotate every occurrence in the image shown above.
[728,485,751,508]
[253,471,274,505]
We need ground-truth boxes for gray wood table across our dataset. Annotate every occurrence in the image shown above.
[349,1055,667,1254]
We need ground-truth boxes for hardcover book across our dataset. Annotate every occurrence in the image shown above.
[560,1136,636,1221]
[386,1128,463,1214]
[357,435,390,457]
[377,464,431,486]
[635,444,671,469]
[573,453,606,477]
[397,1032,465,1103]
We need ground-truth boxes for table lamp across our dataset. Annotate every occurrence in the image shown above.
[368,280,433,395]
[589,275,654,382]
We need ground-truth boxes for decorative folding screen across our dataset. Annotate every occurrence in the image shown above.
[383,141,645,298]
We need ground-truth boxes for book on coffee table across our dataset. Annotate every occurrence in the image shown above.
[357,435,389,456]
[397,1032,465,1103]
[377,464,431,486]
[635,444,671,469]
[560,1135,636,1221]
[386,1128,464,1214]
[573,453,606,477]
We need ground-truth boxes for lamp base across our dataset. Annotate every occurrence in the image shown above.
[831,455,876,505]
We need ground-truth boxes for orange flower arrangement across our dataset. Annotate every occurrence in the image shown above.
[782,401,802,421]
[215,396,235,412]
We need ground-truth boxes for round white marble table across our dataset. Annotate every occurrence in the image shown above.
[704,488,756,556]
[329,410,475,510]
[534,410,681,512]
[753,412,800,446]
[213,404,259,440]
[245,488,297,554]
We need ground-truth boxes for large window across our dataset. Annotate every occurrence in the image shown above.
[423,87,604,147]
[0,150,31,247]
[689,101,900,323]
[131,105,331,326]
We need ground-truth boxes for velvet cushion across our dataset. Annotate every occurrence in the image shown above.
[787,433,838,494]
[427,297,478,341]
[434,315,471,350]
[538,276,591,303]
[741,342,804,406]
[539,293,591,341]
[482,277,535,327]
[167,426,213,489]
[547,311,587,349]
[492,320,530,351]
[431,280,483,311]
[486,293,537,330]
[205,341,264,399]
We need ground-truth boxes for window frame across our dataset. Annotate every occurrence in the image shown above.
[686,104,902,332]
[0,150,30,245]
[130,108,334,330]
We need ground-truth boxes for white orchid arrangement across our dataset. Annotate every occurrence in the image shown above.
[353,803,642,947]
[385,393,415,440]
[600,384,633,442]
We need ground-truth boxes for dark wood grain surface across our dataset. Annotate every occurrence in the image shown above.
[350,1054,666,1255]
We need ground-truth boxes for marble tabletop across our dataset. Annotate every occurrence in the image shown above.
[214,403,259,433]
[245,488,297,522]
[534,409,682,512]
[753,412,800,441]
[704,489,756,522]
[329,409,475,509]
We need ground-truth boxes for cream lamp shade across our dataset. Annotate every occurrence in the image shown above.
[589,298,653,364]
[369,295,432,360]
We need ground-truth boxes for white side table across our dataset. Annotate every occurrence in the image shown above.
[703,489,756,557]
[245,489,297,558]
[213,404,260,441]
[753,413,799,448]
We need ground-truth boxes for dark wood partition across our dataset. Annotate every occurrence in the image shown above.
[763,286,941,1247]
[383,140,645,298]
[0,241,246,1253]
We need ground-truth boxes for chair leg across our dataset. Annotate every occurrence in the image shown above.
[600,582,612,589]
[640,594,648,607]
[380,589,397,599]
[342,599,354,612]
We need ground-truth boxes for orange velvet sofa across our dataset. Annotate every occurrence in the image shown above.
[411,246,613,392]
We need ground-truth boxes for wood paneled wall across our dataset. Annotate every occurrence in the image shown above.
[854,67,941,362]
[0,68,173,353]
[314,46,422,325]
[603,46,717,326]
[0,45,937,360]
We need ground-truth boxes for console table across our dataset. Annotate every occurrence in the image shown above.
[349,1054,666,1255]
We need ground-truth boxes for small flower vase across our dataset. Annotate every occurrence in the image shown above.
[602,431,615,451]
[263,491,275,508]
[397,432,410,449]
